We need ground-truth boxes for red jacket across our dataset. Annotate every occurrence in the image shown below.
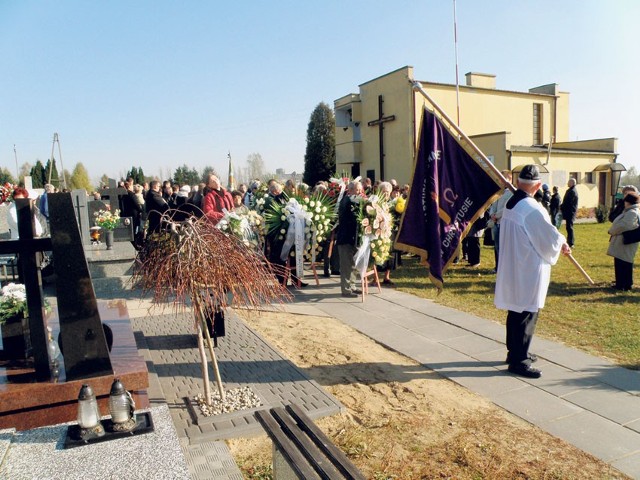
[203,188,233,224]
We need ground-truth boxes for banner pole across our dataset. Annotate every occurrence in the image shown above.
[567,253,595,285]
[411,79,513,190]
[410,79,594,285]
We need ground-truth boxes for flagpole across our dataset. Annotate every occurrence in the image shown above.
[453,0,461,126]
[411,79,594,286]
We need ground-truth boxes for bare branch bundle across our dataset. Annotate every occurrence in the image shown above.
[133,212,290,315]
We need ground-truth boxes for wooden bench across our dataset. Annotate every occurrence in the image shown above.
[255,404,365,480]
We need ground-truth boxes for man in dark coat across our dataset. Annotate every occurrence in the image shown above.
[145,180,169,236]
[336,180,363,297]
[120,181,144,249]
[549,186,561,227]
[264,182,289,286]
[560,178,578,247]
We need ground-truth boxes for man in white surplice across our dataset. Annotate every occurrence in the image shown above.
[494,165,571,379]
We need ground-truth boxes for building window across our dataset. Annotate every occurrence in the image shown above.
[532,103,543,145]
[569,172,580,183]
[584,172,594,184]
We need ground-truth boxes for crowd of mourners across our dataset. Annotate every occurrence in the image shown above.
[88,175,409,292]
[3,169,639,292]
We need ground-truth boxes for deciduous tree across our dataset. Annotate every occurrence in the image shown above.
[246,153,265,181]
[69,163,93,192]
[0,167,16,185]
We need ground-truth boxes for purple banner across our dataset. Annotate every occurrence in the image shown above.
[395,108,502,288]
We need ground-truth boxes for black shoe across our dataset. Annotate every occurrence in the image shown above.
[341,291,358,298]
[323,270,330,278]
[352,288,362,294]
[299,281,309,288]
[508,364,541,379]
[505,353,538,364]
[331,270,340,275]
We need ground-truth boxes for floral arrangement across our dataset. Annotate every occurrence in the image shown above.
[356,194,393,265]
[0,283,27,324]
[94,208,121,231]
[264,193,336,261]
[249,184,270,214]
[1,183,15,204]
[217,210,263,250]
[301,192,336,260]
[388,195,407,232]
[327,176,350,201]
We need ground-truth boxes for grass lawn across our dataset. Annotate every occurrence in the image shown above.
[392,221,640,369]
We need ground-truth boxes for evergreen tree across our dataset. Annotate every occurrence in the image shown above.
[303,102,336,186]
[0,167,16,185]
[30,160,46,188]
[173,164,200,186]
[69,162,93,192]
[126,166,146,184]
[44,159,60,188]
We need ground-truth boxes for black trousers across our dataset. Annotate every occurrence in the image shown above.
[614,257,634,290]
[565,218,575,246]
[466,237,481,265]
[506,310,539,366]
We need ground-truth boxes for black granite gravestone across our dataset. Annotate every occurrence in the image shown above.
[47,193,114,380]
[0,199,51,378]
[89,192,134,242]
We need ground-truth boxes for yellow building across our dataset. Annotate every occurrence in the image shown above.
[335,66,624,210]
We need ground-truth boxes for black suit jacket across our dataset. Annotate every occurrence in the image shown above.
[336,195,358,246]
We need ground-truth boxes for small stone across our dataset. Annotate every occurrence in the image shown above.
[194,386,262,417]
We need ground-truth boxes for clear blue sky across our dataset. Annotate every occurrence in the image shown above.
[1,0,638,185]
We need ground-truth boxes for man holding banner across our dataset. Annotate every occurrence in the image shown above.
[495,165,571,379]
[397,87,584,380]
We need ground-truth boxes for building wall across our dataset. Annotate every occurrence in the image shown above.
[469,132,511,171]
[335,66,618,208]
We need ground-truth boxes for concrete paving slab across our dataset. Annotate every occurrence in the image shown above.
[612,452,640,480]
[586,366,640,395]
[440,367,530,398]
[410,342,481,367]
[410,321,471,342]
[492,385,584,425]
[543,411,640,462]
[627,418,640,435]
[542,346,614,373]
[508,361,601,397]
[390,310,447,330]
[562,386,640,425]
[440,333,504,357]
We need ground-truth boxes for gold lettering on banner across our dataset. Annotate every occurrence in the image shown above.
[443,188,458,207]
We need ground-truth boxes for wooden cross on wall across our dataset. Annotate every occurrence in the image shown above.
[367,94,395,181]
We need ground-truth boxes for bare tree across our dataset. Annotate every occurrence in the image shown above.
[246,153,266,180]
